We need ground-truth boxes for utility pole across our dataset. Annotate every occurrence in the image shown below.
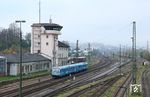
[88,43,91,66]
[125,45,128,60]
[147,41,149,52]
[76,40,79,58]
[119,44,122,75]
[123,45,125,59]
[132,21,137,84]
[15,20,26,97]
[112,52,115,59]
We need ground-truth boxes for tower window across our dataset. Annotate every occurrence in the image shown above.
[38,42,40,45]
[46,35,48,38]
[46,42,49,45]
[38,50,40,53]
[38,35,40,38]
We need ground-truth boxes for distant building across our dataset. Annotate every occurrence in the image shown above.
[31,20,69,67]
[68,57,86,64]
[0,53,51,76]
[58,41,69,66]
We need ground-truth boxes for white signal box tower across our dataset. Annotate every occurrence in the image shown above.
[31,19,63,67]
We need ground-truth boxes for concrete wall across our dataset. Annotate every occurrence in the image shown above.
[58,47,69,66]
[9,61,51,76]
[31,27,41,53]
[41,34,54,59]
[10,64,17,75]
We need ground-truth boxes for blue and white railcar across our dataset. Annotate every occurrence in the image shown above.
[51,67,60,77]
[75,62,88,72]
[51,62,88,77]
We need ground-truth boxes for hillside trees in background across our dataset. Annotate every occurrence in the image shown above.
[0,23,31,54]
[25,33,31,48]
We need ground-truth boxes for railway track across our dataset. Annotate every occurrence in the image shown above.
[68,75,122,97]
[142,70,150,97]
[35,67,120,97]
[25,59,114,97]
[0,57,112,97]
[29,59,131,97]
[67,72,131,97]
[111,73,132,97]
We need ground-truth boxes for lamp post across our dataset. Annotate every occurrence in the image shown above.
[15,20,26,97]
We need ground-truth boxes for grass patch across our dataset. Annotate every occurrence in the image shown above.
[0,76,18,81]
[0,70,49,81]
[146,65,150,81]
[148,71,150,81]
[26,70,49,77]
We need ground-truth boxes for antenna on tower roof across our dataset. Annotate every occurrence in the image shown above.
[49,15,52,24]
[39,0,41,23]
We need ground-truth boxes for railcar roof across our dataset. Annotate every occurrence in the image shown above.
[52,62,87,69]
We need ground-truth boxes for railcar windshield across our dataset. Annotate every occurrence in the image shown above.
[52,68,60,74]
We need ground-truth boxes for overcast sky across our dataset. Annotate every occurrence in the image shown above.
[0,0,149,47]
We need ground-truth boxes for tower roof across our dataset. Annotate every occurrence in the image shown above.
[31,23,63,31]
[58,41,70,48]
